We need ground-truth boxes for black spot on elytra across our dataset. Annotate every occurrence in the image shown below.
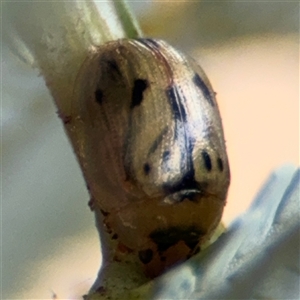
[131,79,148,108]
[202,150,212,171]
[95,89,103,104]
[162,150,170,161]
[166,86,187,122]
[217,157,224,172]
[143,163,151,175]
[149,226,205,253]
[138,249,153,264]
[193,73,215,107]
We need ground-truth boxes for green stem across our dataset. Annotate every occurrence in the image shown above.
[112,0,143,38]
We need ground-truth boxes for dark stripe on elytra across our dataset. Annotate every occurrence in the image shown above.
[217,157,224,172]
[148,126,169,155]
[144,127,169,176]
[130,79,148,108]
[136,38,161,50]
[94,89,114,132]
[100,58,122,81]
[193,73,215,107]
[166,86,188,122]
[164,140,199,197]
[149,226,206,252]
[202,150,212,171]
[123,79,148,180]
[106,59,121,76]
[165,85,198,195]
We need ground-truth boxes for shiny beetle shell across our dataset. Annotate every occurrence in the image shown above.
[71,38,230,277]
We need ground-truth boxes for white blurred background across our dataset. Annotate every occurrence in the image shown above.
[2,1,299,299]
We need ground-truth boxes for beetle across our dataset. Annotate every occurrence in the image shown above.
[67,38,230,277]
